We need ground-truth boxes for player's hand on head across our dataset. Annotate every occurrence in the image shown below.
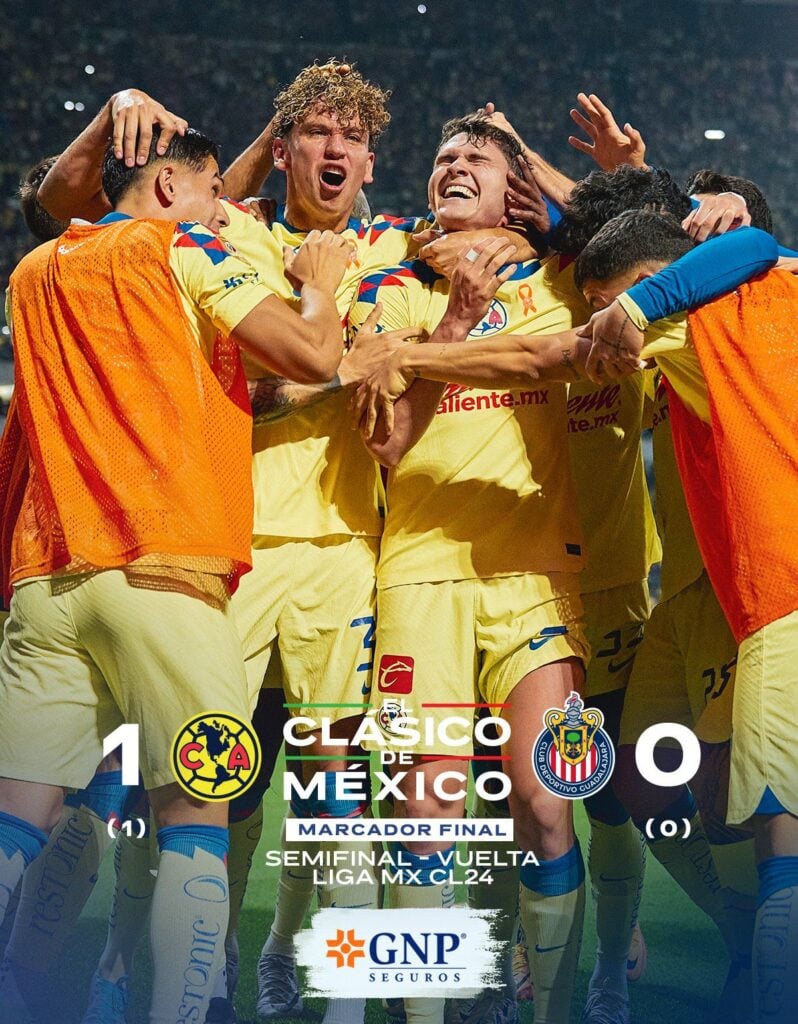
[578,299,646,383]
[446,237,518,327]
[568,92,647,171]
[682,192,751,242]
[319,60,352,76]
[111,89,189,168]
[480,102,521,143]
[341,304,421,386]
[506,154,550,235]
[283,229,355,293]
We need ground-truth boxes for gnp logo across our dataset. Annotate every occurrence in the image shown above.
[378,654,414,693]
[468,299,507,337]
[296,908,500,996]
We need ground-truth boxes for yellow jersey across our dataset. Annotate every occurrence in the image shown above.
[649,371,704,603]
[220,201,423,539]
[620,295,708,602]
[618,296,709,421]
[349,254,586,589]
[567,373,660,595]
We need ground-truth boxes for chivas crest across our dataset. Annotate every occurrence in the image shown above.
[532,692,614,799]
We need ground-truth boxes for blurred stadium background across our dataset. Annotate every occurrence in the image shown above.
[2,0,798,405]
[1,3,794,1017]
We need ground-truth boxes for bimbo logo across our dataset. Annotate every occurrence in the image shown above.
[532,691,614,799]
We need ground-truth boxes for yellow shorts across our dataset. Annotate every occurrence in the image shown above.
[582,579,650,698]
[369,573,588,755]
[232,535,378,727]
[727,607,798,825]
[619,571,737,748]
[0,571,250,790]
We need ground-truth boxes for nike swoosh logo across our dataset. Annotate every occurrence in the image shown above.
[122,888,153,900]
[528,626,568,651]
[607,654,636,673]
[535,943,569,954]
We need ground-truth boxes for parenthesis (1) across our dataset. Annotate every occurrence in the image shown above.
[135,817,146,839]
[644,818,655,840]
[682,817,691,838]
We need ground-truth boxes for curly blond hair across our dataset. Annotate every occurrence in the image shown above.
[272,60,391,145]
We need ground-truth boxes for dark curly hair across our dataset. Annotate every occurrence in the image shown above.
[553,165,693,255]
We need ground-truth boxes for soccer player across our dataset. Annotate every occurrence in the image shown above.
[608,175,782,1023]
[349,113,593,1024]
[215,67,525,1024]
[0,126,352,1024]
[575,208,798,1024]
[357,183,782,1024]
[487,103,663,1018]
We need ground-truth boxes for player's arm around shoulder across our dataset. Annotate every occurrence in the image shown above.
[356,238,525,464]
[171,223,352,384]
[248,302,417,425]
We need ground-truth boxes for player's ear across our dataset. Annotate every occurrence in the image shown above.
[154,165,177,207]
[362,151,375,186]
[273,137,289,173]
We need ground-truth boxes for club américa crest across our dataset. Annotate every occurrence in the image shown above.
[532,691,614,799]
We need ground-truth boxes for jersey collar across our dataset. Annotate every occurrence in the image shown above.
[95,211,133,226]
[276,203,363,235]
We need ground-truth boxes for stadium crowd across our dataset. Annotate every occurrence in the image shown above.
[3,0,798,301]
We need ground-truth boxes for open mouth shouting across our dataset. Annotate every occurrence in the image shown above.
[319,165,348,198]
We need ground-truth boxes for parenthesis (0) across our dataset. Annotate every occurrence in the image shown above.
[644,818,655,840]
[681,817,691,838]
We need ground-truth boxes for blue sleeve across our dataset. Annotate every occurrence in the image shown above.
[778,244,798,258]
[545,197,563,230]
[626,227,779,322]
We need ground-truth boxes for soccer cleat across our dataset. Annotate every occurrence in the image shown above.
[206,996,237,1023]
[511,942,533,1001]
[257,951,303,1019]
[80,972,129,1024]
[580,982,630,1024]
[625,923,648,982]
[384,997,407,1022]
[457,991,520,1024]
[709,959,755,1024]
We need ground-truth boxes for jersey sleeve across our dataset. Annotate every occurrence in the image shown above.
[348,261,434,338]
[218,198,286,269]
[355,215,427,275]
[169,221,276,336]
[624,227,779,325]
[638,312,690,358]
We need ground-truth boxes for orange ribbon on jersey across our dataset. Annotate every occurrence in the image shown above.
[518,284,536,314]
